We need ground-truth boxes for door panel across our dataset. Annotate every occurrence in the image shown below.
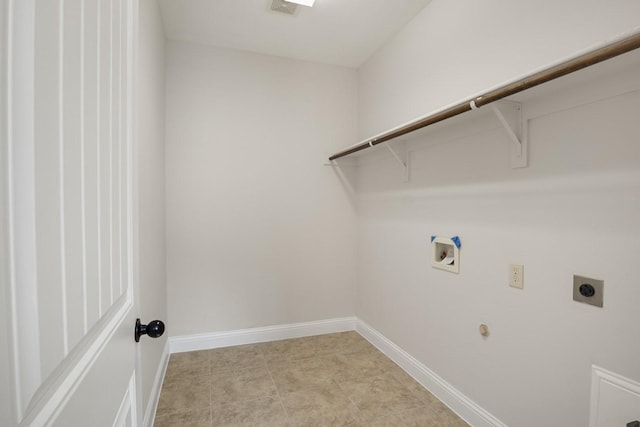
[3,0,139,425]
[590,366,640,427]
[49,311,136,427]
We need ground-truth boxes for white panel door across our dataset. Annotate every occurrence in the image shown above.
[590,366,640,427]
[2,0,140,425]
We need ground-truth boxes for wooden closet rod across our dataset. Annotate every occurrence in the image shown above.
[328,32,640,161]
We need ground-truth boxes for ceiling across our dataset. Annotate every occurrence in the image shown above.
[158,0,432,68]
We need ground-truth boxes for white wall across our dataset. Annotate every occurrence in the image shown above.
[165,41,358,336]
[137,0,167,416]
[358,0,640,139]
[355,1,640,426]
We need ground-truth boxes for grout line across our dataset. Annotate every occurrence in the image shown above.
[262,348,291,424]
[269,373,290,423]
[207,350,212,427]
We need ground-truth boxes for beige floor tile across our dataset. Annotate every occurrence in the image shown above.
[269,357,336,393]
[429,400,470,426]
[338,373,425,413]
[280,385,359,426]
[287,408,359,427]
[302,332,377,357]
[259,337,319,363]
[210,344,267,373]
[351,386,468,426]
[157,375,210,417]
[211,366,278,404]
[164,359,210,381]
[320,350,387,383]
[156,332,470,427]
[153,407,211,427]
[440,413,471,427]
[384,364,442,407]
[165,350,210,381]
[355,405,445,427]
[211,396,288,427]
[367,350,401,372]
[170,349,211,367]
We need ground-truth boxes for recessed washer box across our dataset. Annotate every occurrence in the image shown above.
[432,236,460,273]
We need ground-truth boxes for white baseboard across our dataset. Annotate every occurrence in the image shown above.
[169,317,357,354]
[142,338,170,427]
[356,319,506,427]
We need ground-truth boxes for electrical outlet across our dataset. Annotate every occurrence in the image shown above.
[573,275,603,307]
[509,264,524,289]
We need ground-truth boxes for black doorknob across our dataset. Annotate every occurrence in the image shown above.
[135,318,165,342]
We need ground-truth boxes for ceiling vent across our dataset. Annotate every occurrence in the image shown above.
[271,0,298,15]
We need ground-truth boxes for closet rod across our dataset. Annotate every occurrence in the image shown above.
[328,31,640,161]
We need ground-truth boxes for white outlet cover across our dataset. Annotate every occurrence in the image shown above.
[510,264,524,289]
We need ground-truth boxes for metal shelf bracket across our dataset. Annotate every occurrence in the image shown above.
[490,101,528,168]
[383,142,409,182]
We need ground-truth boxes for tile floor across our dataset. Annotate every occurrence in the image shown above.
[154,332,469,427]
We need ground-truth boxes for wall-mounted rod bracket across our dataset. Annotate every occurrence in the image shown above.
[383,142,409,182]
[490,101,527,169]
[328,32,640,162]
